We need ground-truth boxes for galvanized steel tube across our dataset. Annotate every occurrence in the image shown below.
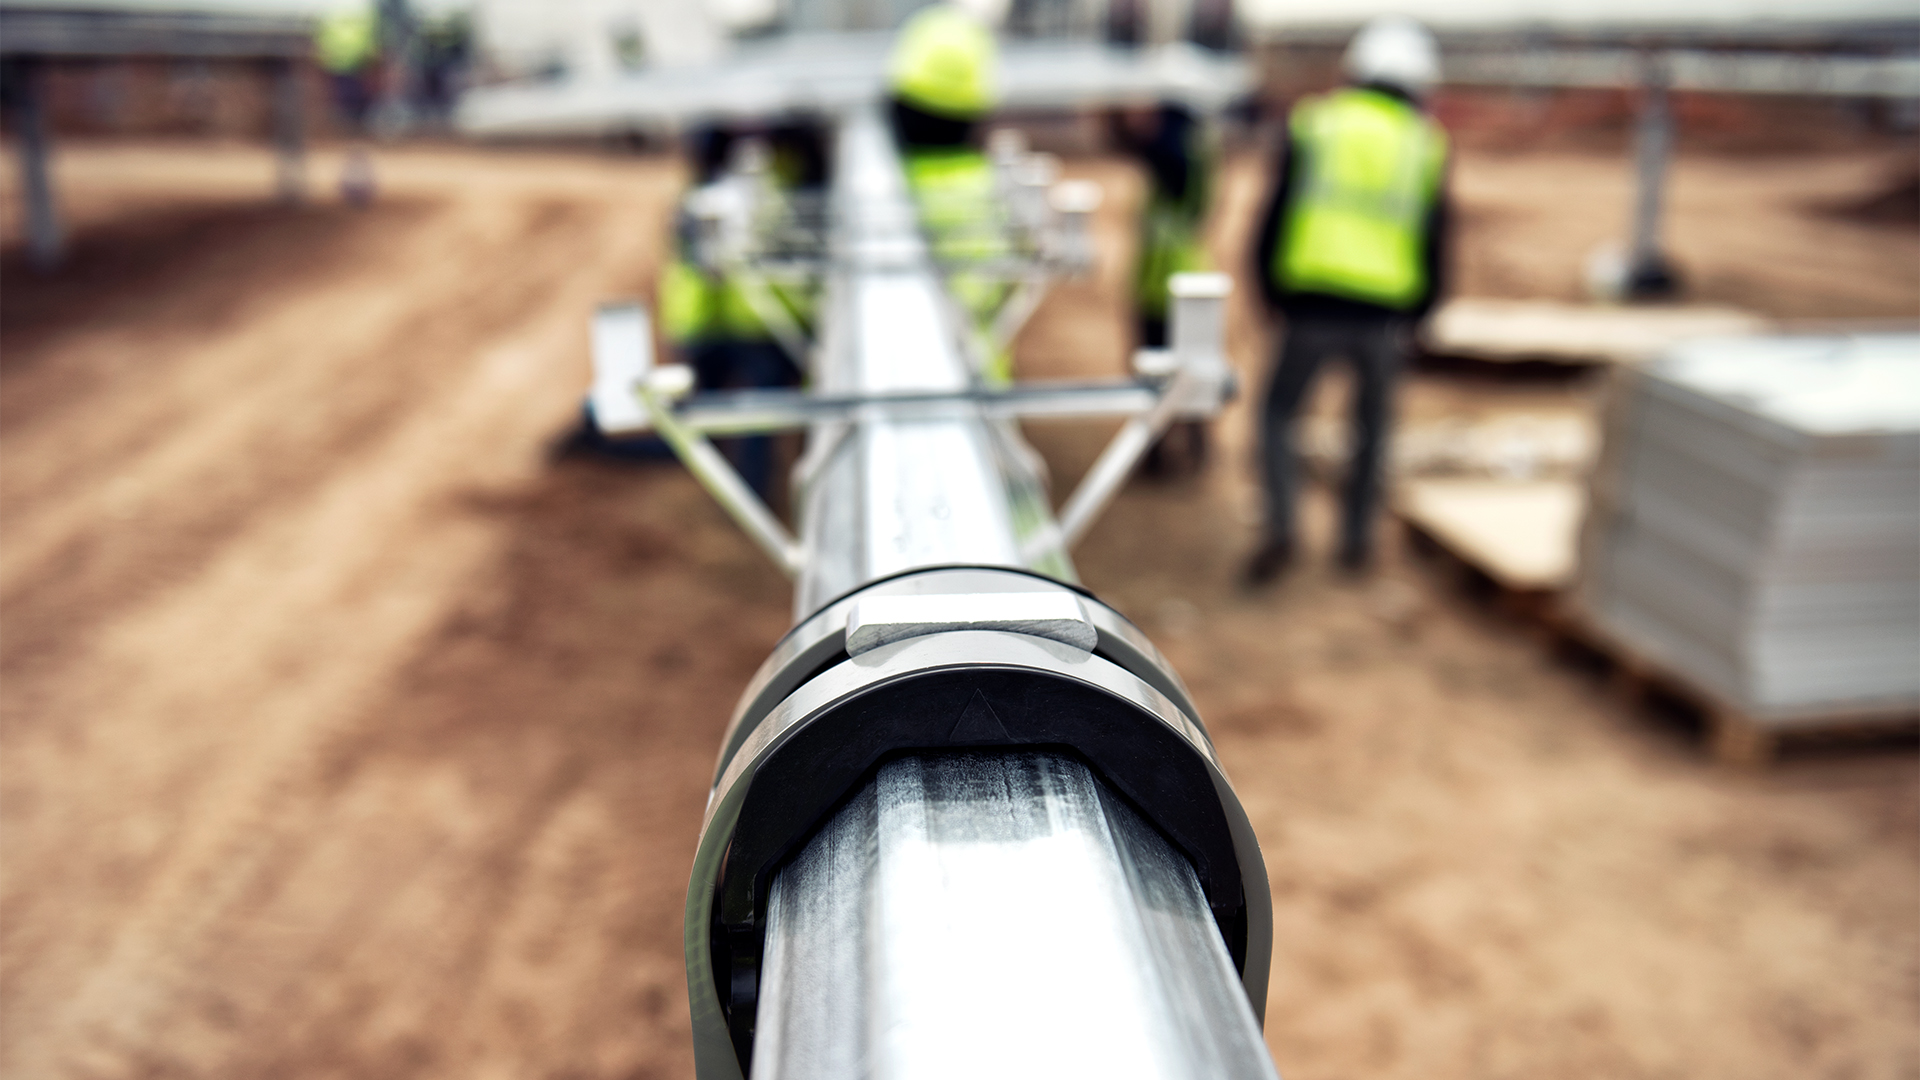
[742,107,1277,1080]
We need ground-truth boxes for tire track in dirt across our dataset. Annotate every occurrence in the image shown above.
[0,148,688,1076]
[3,141,1914,1080]
[0,183,650,695]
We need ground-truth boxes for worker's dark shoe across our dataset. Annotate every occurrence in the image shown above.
[1243,537,1295,586]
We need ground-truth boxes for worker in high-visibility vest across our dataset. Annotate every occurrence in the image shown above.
[1114,100,1217,475]
[315,4,379,204]
[887,3,1015,384]
[661,125,817,497]
[559,125,818,497]
[1244,15,1450,583]
[316,6,377,117]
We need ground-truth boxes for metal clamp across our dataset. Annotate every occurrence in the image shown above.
[592,271,1232,575]
[845,589,1097,656]
[686,621,1272,1076]
[592,302,804,578]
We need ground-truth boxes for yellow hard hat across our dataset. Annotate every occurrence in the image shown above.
[315,7,378,75]
[889,4,997,120]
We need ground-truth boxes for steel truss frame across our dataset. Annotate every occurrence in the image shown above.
[591,105,1273,1080]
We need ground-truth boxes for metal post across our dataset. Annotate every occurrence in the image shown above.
[1627,48,1678,298]
[736,107,1277,1080]
[268,57,306,204]
[1053,271,1231,551]
[5,58,64,271]
[373,0,417,136]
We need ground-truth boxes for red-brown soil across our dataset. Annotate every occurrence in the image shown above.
[3,138,1915,1079]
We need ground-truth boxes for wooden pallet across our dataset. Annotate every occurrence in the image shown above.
[1421,298,1770,368]
[1396,481,1917,765]
[1395,477,1585,620]
[1549,611,1919,766]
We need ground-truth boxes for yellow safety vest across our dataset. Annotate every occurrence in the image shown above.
[903,147,1015,383]
[658,257,810,346]
[1273,88,1446,311]
[1133,125,1217,320]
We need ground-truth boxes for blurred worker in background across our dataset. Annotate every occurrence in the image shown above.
[887,3,1015,384]
[315,4,379,205]
[1187,0,1239,52]
[414,10,473,130]
[657,125,818,498]
[555,123,821,499]
[1113,100,1217,475]
[1245,15,1450,583]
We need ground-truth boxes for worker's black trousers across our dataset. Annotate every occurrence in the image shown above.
[1258,316,1405,561]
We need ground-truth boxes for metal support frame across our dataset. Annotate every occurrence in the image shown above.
[594,288,1229,569]
[590,302,804,575]
[268,56,307,205]
[596,379,1155,435]
[596,128,1229,586]
[641,371,806,578]
[649,106,1267,1080]
[993,176,1102,348]
[689,174,819,367]
[4,58,63,270]
[0,11,313,264]
[599,332,1223,564]
[1626,49,1678,298]
[1051,271,1233,551]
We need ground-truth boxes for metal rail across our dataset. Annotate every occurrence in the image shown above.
[788,106,1067,614]
[610,380,1161,435]
[589,104,1269,1080]
[1,9,313,268]
[458,37,1253,137]
[1445,45,1920,98]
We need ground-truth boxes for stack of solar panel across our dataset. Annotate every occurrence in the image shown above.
[1578,335,1920,721]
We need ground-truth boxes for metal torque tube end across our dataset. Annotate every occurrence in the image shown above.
[684,568,1272,1080]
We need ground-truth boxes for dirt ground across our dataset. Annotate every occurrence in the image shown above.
[2,138,1915,1080]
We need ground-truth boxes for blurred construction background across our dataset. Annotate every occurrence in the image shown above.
[2,0,1916,1076]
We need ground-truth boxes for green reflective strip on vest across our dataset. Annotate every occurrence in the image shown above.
[714,278,768,340]
[1133,121,1218,317]
[660,257,803,345]
[1134,201,1210,318]
[659,257,717,343]
[904,148,1014,343]
[903,149,1002,261]
[1273,88,1446,311]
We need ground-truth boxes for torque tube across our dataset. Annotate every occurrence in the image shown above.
[679,107,1276,1080]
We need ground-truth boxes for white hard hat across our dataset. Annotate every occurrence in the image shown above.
[1344,15,1440,98]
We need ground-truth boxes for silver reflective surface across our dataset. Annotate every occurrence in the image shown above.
[727,107,1275,1080]
[793,107,1069,620]
[753,753,1278,1080]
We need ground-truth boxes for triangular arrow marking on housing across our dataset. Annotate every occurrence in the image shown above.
[948,689,1011,743]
